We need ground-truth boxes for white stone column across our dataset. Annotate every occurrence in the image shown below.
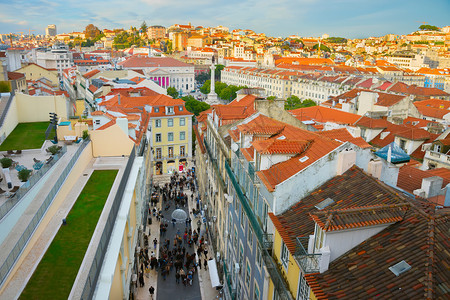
[206,63,219,105]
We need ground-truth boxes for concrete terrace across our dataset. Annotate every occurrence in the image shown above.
[0,141,128,299]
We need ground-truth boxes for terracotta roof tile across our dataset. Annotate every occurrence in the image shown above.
[305,199,448,299]
[318,128,371,149]
[289,106,361,125]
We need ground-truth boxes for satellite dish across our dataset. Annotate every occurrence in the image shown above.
[231,144,238,152]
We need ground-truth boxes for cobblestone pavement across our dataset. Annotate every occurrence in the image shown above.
[136,172,222,300]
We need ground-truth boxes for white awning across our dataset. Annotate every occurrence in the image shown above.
[208,258,221,288]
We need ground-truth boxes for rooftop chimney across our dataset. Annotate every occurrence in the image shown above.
[421,176,443,199]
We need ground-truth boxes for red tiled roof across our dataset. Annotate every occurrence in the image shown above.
[397,165,450,194]
[252,139,311,155]
[7,71,25,80]
[268,166,409,253]
[83,69,100,79]
[305,198,448,300]
[237,114,285,135]
[354,116,390,129]
[289,106,361,125]
[118,56,193,68]
[318,128,371,149]
[256,125,342,191]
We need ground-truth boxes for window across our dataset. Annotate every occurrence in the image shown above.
[168,146,174,158]
[399,139,406,150]
[180,145,185,156]
[296,276,310,300]
[167,106,174,114]
[155,119,161,128]
[180,117,185,126]
[156,148,162,159]
[281,241,289,269]
[314,225,324,252]
[254,282,260,300]
[245,260,251,288]
[180,131,185,140]
[168,132,174,141]
[155,133,161,142]
[168,118,173,127]
[179,105,183,111]
[247,225,253,250]
[95,120,100,125]
[154,107,159,113]
[433,144,441,152]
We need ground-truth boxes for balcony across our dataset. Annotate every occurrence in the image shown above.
[224,159,293,300]
[295,237,321,274]
[204,138,226,191]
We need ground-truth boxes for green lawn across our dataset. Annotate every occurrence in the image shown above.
[20,170,118,300]
[0,122,54,151]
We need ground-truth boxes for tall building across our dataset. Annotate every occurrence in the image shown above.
[46,24,57,37]
[147,25,166,40]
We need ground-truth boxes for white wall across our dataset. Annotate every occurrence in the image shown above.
[325,224,390,262]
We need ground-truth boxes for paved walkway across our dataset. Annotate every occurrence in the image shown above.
[136,172,221,300]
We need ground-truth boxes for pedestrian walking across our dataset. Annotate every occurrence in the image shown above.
[203,248,208,258]
[153,238,158,250]
[175,271,181,284]
[149,286,155,299]
[204,258,208,270]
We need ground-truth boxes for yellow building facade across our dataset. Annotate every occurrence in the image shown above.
[151,112,192,174]
[16,64,59,87]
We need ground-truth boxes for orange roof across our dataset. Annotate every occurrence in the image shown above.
[289,106,361,125]
[256,124,342,191]
[252,139,311,155]
[318,128,371,149]
[237,114,285,135]
[275,57,334,66]
[83,69,100,79]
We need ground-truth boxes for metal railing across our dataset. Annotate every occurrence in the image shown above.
[224,160,293,300]
[204,138,226,191]
[0,90,15,128]
[223,262,236,300]
[81,147,136,299]
[295,237,321,274]
[0,139,90,287]
[0,146,68,220]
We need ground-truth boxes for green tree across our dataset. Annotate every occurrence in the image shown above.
[92,33,105,43]
[284,97,316,110]
[182,96,210,116]
[140,21,148,33]
[219,87,233,101]
[84,24,101,39]
[419,24,440,31]
[313,44,331,52]
[200,80,211,94]
[325,37,347,44]
[215,64,225,81]
[167,87,179,99]
[195,72,210,84]
[284,95,302,110]
[267,96,276,100]
[215,82,228,96]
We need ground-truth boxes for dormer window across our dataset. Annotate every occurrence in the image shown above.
[179,105,183,111]
[167,106,174,114]
[154,107,159,113]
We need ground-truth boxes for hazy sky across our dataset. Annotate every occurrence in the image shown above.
[0,0,449,38]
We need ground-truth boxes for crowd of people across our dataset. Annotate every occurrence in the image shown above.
[137,168,213,294]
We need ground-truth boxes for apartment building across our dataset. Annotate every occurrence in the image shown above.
[147,25,166,40]
[36,44,73,77]
[195,93,399,300]
[118,56,195,95]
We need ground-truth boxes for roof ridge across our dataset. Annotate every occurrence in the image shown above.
[425,217,435,300]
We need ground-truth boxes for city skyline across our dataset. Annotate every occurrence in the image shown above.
[0,0,449,38]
